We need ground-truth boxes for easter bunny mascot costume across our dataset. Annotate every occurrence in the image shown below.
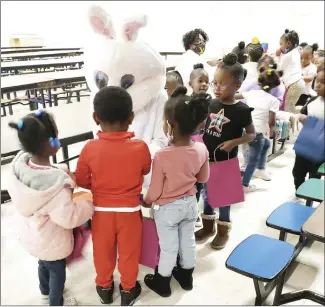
[84,5,168,189]
[83,5,168,306]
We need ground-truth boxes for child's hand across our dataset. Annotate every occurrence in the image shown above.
[140,200,151,208]
[218,140,235,152]
[275,49,282,57]
[68,171,76,182]
[298,114,308,125]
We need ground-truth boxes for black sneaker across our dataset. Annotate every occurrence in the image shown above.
[96,282,114,305]
[119,281,141,306]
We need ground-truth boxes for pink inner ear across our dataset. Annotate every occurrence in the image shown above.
[90,16,105,33]
[124,22,142,41]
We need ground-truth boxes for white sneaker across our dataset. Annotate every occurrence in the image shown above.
[240,164,247,172]
[65,297,78,306]
[195,216,202,228]
[243,185,257,193]
[40,295,49,305]
[254,169,272,181]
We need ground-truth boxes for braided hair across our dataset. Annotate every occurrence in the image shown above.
[258,69,281,93]
[8,110,58,155]
[246,43,264,62]
[164,86,210,136]
[281,29,299,52]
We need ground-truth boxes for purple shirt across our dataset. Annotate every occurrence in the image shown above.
[240,81,285,107]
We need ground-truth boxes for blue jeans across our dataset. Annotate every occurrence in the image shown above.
[202,184,230,222]
[38,259,66,306]
[154,196,197,276]
[242,134,271,187]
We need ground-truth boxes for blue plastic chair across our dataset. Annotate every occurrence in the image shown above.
[226,234,295,305]
[296,178,324,206]
[266,202,315,241]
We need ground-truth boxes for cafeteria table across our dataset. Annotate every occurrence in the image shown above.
[273,201,325,305]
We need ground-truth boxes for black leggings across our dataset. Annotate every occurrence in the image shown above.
[292,154,322,190]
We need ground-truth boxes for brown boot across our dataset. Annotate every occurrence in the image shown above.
[210,220,232,250]
[195,214,216,241]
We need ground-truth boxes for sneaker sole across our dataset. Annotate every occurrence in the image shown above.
[144,283,171,298]
[99,297,113,305]
[254,176,271,181]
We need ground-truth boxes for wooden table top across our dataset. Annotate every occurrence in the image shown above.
[302,201,324,243]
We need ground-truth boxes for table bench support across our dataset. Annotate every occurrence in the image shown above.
[273,271,325,305]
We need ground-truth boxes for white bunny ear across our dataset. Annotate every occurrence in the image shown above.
[88,5,116,40]
[122,14,148,42]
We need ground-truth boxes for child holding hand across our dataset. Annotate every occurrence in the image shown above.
[142,87,210,298]
[8,110,94,306]
[75,86,151,306]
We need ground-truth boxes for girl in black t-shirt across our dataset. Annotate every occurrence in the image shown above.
[195,53,255,250]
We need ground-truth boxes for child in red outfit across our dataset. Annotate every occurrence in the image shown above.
[75,86,151,306]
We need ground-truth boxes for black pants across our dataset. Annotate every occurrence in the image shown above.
[195,182,202,202]
[38,259,66,306]
[292,154,322,190]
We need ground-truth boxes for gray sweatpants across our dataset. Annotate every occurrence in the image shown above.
[153,195,197,277]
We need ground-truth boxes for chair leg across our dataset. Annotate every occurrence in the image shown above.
[306,199,313,207]
[273,272,286,305]
[253,279,268,306]
[279,231,287,242]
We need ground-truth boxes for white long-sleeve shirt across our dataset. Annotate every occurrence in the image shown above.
[275,47,302,88]
[175,50,215,96]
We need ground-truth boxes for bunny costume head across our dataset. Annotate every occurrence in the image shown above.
[84,5,168,187]
[85,5,166,113]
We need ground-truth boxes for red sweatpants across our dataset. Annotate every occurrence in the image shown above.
[92,211,142,290]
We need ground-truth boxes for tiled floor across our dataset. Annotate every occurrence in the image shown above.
[1,126,324,305]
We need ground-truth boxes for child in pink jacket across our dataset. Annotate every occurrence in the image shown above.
[7,110,94,306]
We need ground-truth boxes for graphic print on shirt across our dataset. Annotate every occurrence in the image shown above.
[207,109,230,137]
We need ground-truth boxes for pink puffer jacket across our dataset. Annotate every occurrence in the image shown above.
[7,151,94,261]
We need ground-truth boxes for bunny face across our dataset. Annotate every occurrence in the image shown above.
[84,5,166,113]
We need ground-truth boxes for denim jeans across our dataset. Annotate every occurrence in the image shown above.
[242,134,271,187]
[202,184,230,222]
[153,196,197,277]
[38,259,66,306]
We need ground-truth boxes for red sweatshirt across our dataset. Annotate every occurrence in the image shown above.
[75,131,151,208]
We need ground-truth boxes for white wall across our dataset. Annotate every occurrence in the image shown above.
[1,1,324,58]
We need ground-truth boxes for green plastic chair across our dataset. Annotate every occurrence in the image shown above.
[296,178,324,206]
[318,163,325,176]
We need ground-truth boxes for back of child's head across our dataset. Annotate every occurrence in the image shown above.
[164,86,210,136]
[258,55,278,72]
[8,110,59,156]
[258,68,281,93]
[246,43,264,62]
[315,49,325,58]
[165,70,183,97]
[281,29,299,51]
[219,53,245,83]
[232,41,248,64]
[93,86,133,124]
[303,43,319,55]
[189,63,209,94]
